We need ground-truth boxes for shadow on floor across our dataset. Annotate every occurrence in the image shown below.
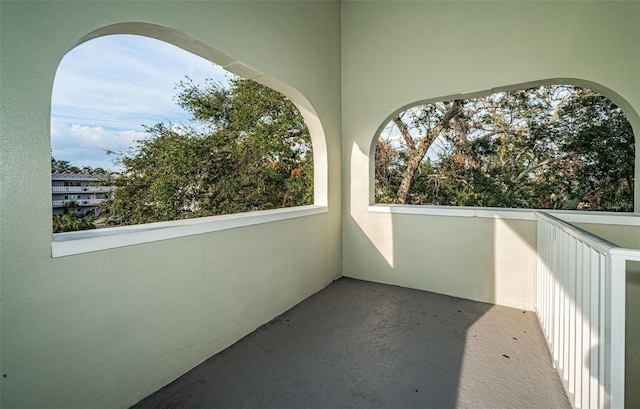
[132,278,570,409]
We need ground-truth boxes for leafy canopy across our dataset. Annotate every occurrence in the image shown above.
[107,77,313,224]
[51,156,109,176]
[375,86,634,211]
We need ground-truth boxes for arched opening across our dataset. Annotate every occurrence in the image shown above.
[51,24,328,232]
[372,81,636,212]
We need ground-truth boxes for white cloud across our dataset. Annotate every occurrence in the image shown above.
[51,121,147,170]
[50,34,232,170]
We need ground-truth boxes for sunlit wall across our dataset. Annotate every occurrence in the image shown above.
[342,0,640,309]
[0,2,342,408]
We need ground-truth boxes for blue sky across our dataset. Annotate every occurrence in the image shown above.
[51,34,230,171]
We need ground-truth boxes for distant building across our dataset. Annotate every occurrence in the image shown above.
[51,173,115,216]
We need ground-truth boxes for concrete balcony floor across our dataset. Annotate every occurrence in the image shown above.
[132,278,570,409]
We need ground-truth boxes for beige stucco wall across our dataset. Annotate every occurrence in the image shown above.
[341,4,639,406]
[0,2,342,408]
[341,1,640,310]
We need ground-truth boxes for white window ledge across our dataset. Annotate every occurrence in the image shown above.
[52,205,328,258]
[369,204,640,226]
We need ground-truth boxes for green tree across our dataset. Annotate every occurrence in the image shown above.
[51,157,81,174]
[52,202,97,233]
[550,88,634,210]
[108,78,313,224]
[376,85,634,211]
[52,213,97,233]
[51,156,111,177]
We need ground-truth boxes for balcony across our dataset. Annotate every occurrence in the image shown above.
[114,213,634,409]
[52,186,115,194]
[132,277,571,409]
[2,3,639,409]
[52,198,107,208]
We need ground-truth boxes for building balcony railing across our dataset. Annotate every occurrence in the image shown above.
[52,198,107,208]
[52,186,115,193]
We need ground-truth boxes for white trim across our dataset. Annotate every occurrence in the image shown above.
[610,247,640,261]
[52,205,328,258]
[368,204,640,226]
[535,211,618,252]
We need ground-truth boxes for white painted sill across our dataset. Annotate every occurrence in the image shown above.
[369,204,640,226]
[52,205,328,258]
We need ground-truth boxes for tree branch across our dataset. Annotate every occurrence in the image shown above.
[511,154,572,184]
[393,115,417,151]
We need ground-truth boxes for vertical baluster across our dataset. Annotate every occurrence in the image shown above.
[543,223,552,336]
[537,219,541,311]
[608,255,626,409]
[559,231,567,373]
[581,244,591,408]
[589,248,601,408]
[599,251,607,409]
[575,241,584,408]
[568,236,577,395]
[553,227,561,365]
[542,221,550,337]
[544,220,549,335]
[537,219,543,330]
[545,221,551,338]
[550,221,555,342]
[557,230,563,369]
[599,254,607,409]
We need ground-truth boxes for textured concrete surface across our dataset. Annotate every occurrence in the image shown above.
[132,278,570,409]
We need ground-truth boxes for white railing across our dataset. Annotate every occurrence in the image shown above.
[52,186,115,193]
[52,199,107,207]
[536,211,640,409]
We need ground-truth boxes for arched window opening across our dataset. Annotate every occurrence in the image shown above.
[375,85,634,212]
[51,34,313,232]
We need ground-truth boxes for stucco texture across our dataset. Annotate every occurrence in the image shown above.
[0,2,342,408]
[1,1,639,408]
[341,1,640,309]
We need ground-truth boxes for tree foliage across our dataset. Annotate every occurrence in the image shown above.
[107,78,313,224]
[52,213,97,233]
[375,86,634,211]
[51,156,109,176]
